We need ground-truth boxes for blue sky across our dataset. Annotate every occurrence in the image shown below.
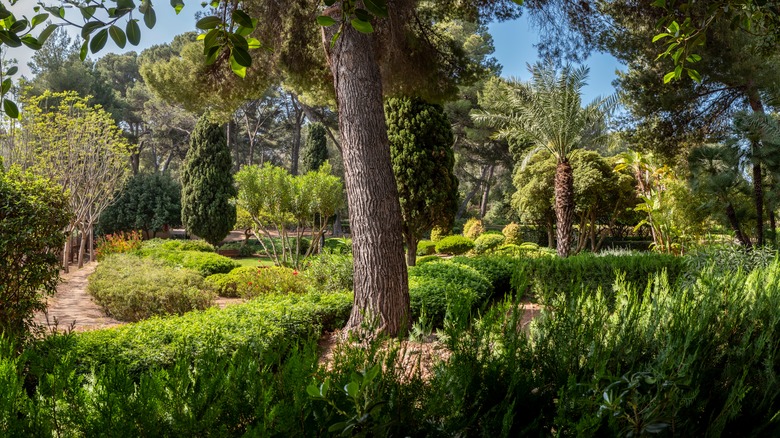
[11,7,625,101]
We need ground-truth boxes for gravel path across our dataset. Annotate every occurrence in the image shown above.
[34,262,122,332]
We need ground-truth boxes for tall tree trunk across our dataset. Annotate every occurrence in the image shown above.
[725,202,752,248]
[77,226,87,269]
[554,160,575,257]
[479,164,494,219]
[753,160,764,246]
[289,94,305,175]
[456,166,489,220]
[405,234,417,267]
[770,210,777,246]
[333,212,343,237]
[324,12,409,336]
[749,93,765,246]
[546,217,554,249]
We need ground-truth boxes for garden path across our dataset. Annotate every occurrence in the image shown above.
[34,262,122,332]
[34,262,246,332]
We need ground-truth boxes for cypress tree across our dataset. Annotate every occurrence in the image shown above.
[302,122,329,173]
[181,115,237,246]
[385,97,459,266]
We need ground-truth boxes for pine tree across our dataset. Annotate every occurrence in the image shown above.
[302,122,329,173]
[181,115,237,246]
[386,97,459,266]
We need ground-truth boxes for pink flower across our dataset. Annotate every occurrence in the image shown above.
[293,271,299,276]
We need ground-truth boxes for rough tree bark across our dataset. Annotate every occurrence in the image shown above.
[479,164,494,219]
[749,93,765,246]
[554,160,575,257]
[323,10,410,336]
[725,202,752,248]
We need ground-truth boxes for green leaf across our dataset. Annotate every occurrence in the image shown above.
[21,35,42,50]
[1,78,11,95]
[109,25,126,48]
[81,21,104,39]
[316,15,336,26]
[651,0,666,7]
[364,0,388,17]
[230,56,247,78]
[5,66,17,76]
[80,37,89,61]
[3,99,19,119]
[247,37,261,49]
[667,20,679,35]
[90,28,108,53]
[330,30,340,48]
[144,7,156,29]
[232,9,253,28]
[9,20,28,34]
[235,25,253,36]
[652,32,670,43]
[204,45,220,65]
[229,33,248,50]
[126,19,141,45]
[354,8,371,22]
[328,422,347,433]
[38,24,57,44]
[663,71,675,83]
[350,18,373,34]
[345,381,359,398]
[671,47,684,63]
[31,13,49,28]
[686,54,702,63]
[232,46,251,67]
[321,379,330,396]
[203,29,220,53]
[306,383,320,398]
[80,6,96,20]
[687,68,702,83]
[196,16,222,30]
[0,30,22,48]
[170,0,184,14]
[324,0,336,5]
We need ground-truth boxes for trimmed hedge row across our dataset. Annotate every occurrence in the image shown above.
[205,266,309,298]
[137,247,240,276]
[70,290,353,374]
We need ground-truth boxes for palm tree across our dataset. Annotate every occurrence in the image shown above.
[689,143,752,248]
[474,63,615,257]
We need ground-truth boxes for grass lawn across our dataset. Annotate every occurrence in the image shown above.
[233,257,276,268]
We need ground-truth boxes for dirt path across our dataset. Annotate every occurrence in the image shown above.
[34,262,122,332]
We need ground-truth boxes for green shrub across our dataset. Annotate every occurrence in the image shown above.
[138,247,239,276]
[205,266,309,298]
[416,255,441,265]
[416,240,437,256]
[408,261,492,327]
[451,255,520,297]
[429,225,449,242]
[435,235,475,255]
[501,222,522,245]
[322,238,352,254]
[302,252,354,292]
[509,253,685,303]
[95,231,143,261]
[160,239,215,252]
[70,290,352,375]
[87,254,215,322]
[473,233,505,254]
[462,218,485,240]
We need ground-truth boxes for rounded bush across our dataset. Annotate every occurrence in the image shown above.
[416,255,441,265]
[408,261,493,327]
[435,235,475,255]
[162,239,215,252]
[88,254,215,322]
[416,240,437,256]
[206,266,310,298]
[462,218,485,240]
[323,238,352,255]
[302,252,354,292]
[473,233,506,255]
[502,222,522,245]
[430,226,450,243]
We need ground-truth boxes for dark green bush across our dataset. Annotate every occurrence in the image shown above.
[302,252,354,292]
[510,253,685,303]
[87,254,215,322]
[416,240,437,256]
[408,261,492,327]
[450,255,521,297]
[473,233,505,254]
[435,235,475,255]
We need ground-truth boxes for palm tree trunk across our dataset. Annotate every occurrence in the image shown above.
[554,160,575,257]
[725,203,752,249]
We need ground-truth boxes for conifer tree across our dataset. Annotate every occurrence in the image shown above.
[181,115,237,246]
[302,122,329,173]
[386,97,458,266]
